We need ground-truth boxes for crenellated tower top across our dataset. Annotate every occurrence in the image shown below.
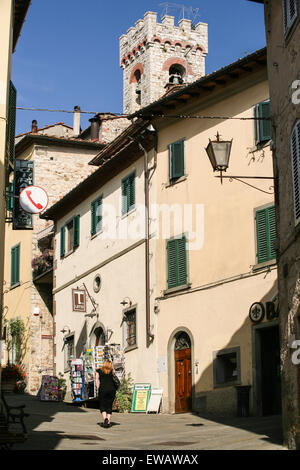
[120,11,208,115]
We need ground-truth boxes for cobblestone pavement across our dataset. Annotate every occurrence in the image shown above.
[5,394,286,451]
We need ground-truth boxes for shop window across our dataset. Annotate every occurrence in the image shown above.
[123,308,137,350]
[213,347,241,387]
[64,334,74,372]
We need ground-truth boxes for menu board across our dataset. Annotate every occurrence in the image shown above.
[40,375,59,402]
[131,384,151,413]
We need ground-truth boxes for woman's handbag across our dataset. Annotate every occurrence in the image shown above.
[112,373,120,390]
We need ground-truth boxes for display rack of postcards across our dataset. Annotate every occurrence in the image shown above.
[40,375,59,401]
[110,344,125,381]
[84,349,96,400]
[71,358,85,402]
[93,345,106,369]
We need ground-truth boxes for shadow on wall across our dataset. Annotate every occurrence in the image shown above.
[190,278,282,445]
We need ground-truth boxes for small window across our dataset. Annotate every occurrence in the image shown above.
[214,347,241,387]
[169,140,185,182]
[121,172,135,215]
[167,236,188,289]
[255,205,277,264]
[64,334,74,372]
[123,308,137,350]
[255,100,272,145]
[91,196,103,236]
[283,0,298,37]
[291,120,300,225]
[11,244,20,287]
[60,215,80,258]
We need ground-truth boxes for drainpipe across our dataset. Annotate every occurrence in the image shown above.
[137,126,157,348]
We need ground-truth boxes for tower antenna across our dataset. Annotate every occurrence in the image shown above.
[159,3,200,24]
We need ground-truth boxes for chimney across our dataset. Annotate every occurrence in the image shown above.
[31,120,38,133]
[89,115,101,141]
[73,106,81,137]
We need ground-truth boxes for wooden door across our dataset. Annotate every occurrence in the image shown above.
[175,348,192,413]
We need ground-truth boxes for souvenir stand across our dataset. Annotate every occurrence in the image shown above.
[81,344,125,401]
[70,358,86,402]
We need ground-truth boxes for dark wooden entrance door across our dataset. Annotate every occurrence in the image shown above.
[175,348,192,413]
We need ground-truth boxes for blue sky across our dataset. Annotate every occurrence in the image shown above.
[13,0,265,135]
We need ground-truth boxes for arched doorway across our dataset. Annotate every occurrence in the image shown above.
[174,331,192,413]
[94,327,106,346]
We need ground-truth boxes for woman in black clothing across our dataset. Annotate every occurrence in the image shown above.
[95,360,118,428]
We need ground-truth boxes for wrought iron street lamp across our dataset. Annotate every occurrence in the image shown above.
[205,132,233,184]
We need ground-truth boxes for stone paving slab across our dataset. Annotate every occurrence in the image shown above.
[4,393,286,451]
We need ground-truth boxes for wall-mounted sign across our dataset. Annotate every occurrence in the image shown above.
[131,384,151,413]
[72,289,86,312]
[19,185,49,214]
[249,301,279,324]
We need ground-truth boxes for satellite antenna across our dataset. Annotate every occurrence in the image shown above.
[159,3,200,25]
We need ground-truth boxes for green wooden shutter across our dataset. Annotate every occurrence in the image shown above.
[256,206,277,264]
[128,173,135,211]
[7,81,17,166]
[257,101,272,143]
[122,173,135,215]
[60,225,65,258]
[167,237,187,289]
[91,197,103,235]
[11,245,20,286]
[73,215,80,248]
[167,239,178,289]
[169,140,184,180]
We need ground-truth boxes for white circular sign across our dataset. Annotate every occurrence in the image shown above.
[19,185,49,214]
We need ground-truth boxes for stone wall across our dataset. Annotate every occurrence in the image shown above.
[263,0,300,450]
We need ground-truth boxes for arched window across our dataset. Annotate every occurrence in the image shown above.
[169,64,186,84]
[174,331,191,351]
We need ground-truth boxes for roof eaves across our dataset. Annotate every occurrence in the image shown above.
[13,0,31,52]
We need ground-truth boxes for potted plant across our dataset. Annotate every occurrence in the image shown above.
[57,373,67,401]
[113,373,134,413]
[1,364,26,393]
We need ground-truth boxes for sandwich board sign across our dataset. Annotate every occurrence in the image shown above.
[131,384,151,413]
[146,389,163,414]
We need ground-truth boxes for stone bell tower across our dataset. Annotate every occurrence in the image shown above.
[120,11,208,115]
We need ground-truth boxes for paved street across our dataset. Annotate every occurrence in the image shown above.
[5,393,286,450]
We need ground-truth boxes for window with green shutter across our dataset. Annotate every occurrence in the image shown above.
[91,196,103,236]
[60,225,65,258]
[11,244,20,287]
[6,81,17,167]
[291,120,300,225]
[169,139,185,181]
[255,100,272,144]
[255,205,277,264]
[73,215,80,249]
[122,172,135,215]
[167,236,188,289]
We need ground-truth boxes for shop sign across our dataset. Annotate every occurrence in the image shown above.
[72,289,86,312]
[249,301,279,324]
[131,384,151,413]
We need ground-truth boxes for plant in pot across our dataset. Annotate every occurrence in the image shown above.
[57,373,67,401]
[113,373,134,413]
[1,364,26,393]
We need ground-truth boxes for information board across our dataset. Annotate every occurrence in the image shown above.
[131,384,151,413]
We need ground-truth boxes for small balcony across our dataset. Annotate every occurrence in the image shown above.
[32,250,53,284]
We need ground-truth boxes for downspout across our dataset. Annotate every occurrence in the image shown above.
[137,127,157,348]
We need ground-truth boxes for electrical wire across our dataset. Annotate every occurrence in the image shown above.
[14,107,270,121]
